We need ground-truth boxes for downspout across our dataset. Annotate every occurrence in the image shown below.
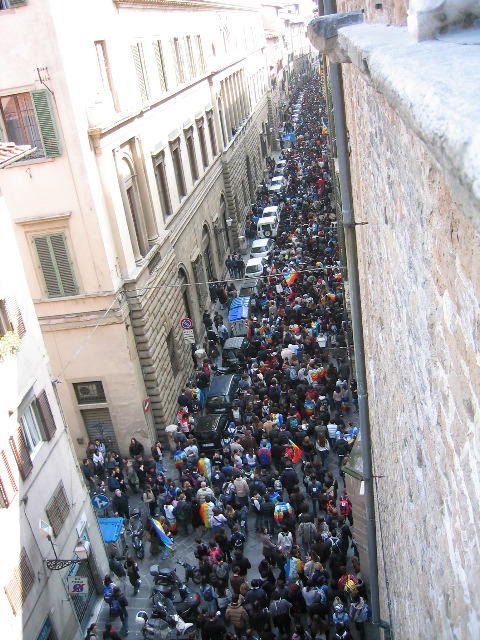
[312,0,381,625]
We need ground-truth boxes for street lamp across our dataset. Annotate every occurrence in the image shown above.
[39,520,90,571]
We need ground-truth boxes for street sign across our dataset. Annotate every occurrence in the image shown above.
[68,576,89,595]
[143,398,150,413]
[180,317,195,343]
[91,493,110,510]
[180,318,193,330]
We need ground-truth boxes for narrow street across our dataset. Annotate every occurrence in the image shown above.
[94,75,378,640]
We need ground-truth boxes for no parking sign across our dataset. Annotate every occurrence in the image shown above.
[180,318,195,344]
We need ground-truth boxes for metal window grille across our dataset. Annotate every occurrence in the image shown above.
[46,482,70,537]
[4,549,34,615]
[0,450,18,508]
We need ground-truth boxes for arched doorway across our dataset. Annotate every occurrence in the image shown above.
[202,225,215,280]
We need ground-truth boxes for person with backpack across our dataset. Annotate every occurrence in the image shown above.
[332,623,354,640]
[108,586,128,634]
[174,493,192,536]
[333,596,351,628]
[102,623,122,640]
[349,592,369,640]
[230,524,246,551]
[108,554,126,586]
[85,623,98,639]
[257,441,272,468]
[200,576,218,614]
[226,593,250,637]
[298,514,317,558]
[124,554,141,596]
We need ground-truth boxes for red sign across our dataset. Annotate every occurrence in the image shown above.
[143,398,150,413]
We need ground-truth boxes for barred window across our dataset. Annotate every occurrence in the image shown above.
[0,450,18,508]
[4,549,34,616]
[46,482,70,537]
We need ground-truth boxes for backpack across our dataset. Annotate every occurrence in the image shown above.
[215,563,229,581]
[110,598,121,617]
[259,448,270,466]
[289,417,299,429]
[315,587,327,604]
[330,536,341,555]
[202,584,215,601]
[175,502,188,521]
[344,577,359,597]
[288,367,298,381]
[333,596,345,613]
[350,601,370,623]
[339,499,349,516]
[274,479,282,492]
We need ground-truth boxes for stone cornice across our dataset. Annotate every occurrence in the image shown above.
[114,0,256,10]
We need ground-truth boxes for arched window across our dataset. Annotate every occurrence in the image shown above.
[178,267,192,320]
[202,225,215,280]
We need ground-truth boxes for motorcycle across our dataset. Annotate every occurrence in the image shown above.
[127,509,145,560]
[175,560,202,585]
[149,566,200,623]
[136,609,193,640]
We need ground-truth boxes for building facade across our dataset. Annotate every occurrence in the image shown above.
[0,145,108,640]
[0,0,275,455]
[309,2,480,638]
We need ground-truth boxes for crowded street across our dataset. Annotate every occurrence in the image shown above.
[86,75,377,640]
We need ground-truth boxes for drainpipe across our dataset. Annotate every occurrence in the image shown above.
[321,0,381,625]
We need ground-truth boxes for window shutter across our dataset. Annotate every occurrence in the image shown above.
[171,39,181,85]
[33,234,78,298]
[36,391,57,441]
[9,0,28,7]
[30,90,61,158]
[0,451,18,508]
[9,428,33,481]
[153,40,167,93]
[6,296,26,339]
[131,43,149,101]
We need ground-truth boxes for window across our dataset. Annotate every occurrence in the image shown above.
[1,0,27,10]
[95,41,118,111]
[170,140,186,198]
[131,42,150,102]
[0,90,60,159]
[35,391,57,441]
[185,36,196,79]
[4,549,34,616]
[153,40,168,93]
[73,381,106,405]
[207,111,217,156]
[0,297,25,339]
[0,451,18,508]
[32,233,78,298]
[197,120,208,169]
[196,35,206,73]
[185,129,198,182]
[167,329,180,377]
[46,482,70,537]
[120,153,149,259]
[19,403,42,455]
[172,37,185,84]
[153,152,172,217]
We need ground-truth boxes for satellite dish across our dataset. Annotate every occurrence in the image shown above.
[39,519,53,539]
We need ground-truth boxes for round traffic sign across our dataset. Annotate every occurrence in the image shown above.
[180,318,193,330]
[91,493,110,510]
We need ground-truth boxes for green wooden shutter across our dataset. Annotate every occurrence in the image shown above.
[131,43,150,101]
[30,89,61,158]
[33,233,78,298]
[9,0,28,7]
[153,40,167,93]
[36,391,57,441]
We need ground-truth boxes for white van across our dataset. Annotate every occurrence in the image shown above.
[257,216,279,239]
[260,205,281,224]
[271,175,286,188]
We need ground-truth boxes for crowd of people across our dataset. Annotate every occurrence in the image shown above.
[82,76,371,640]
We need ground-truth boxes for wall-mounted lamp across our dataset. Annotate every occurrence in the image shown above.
[213,217,233,234]
[40,520,91,570]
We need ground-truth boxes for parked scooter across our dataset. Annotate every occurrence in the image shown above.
[127,509,145,560]
[175,560,201,585]
[149,571,200,624]
[136,609,193,639]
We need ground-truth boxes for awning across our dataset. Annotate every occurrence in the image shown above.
[98,517,124,543]
[228,297,250,321]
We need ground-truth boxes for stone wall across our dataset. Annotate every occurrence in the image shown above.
[341,62,480,639]
[335,0,408,26]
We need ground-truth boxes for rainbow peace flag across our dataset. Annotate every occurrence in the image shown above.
[334,273,342,280]
[150,518,175,550]
[327,292,336,301]
[199,501,212,528]
[284,269,298,285]
[285,557,304,582]
[274,501,293,522]
[173,450,186,469]
[287,440,302,464]
[309,367,326,381]
[198,457,212,483]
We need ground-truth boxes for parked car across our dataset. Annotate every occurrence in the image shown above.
[245,257,267,277]
[239,278,261,297]
[205,374,241,414]
[250,238,274,259]
[256,216,279,239]
[193,415,229,454]
[221,337,249,371]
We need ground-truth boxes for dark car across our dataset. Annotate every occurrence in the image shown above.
[193,415,229,454]
[205,374,240,415]
[221,337,249,372]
